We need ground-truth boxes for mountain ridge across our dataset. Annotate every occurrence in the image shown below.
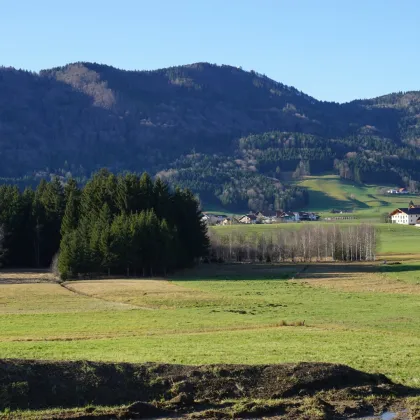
[1,62,420,210]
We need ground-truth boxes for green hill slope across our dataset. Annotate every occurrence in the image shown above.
[298,175,418,215]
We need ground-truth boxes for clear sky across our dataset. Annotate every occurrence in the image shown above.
[1,0,419,103]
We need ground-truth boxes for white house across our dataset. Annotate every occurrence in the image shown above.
[390,208,420,225]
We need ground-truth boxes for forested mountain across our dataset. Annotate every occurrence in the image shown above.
[1,62,420,210]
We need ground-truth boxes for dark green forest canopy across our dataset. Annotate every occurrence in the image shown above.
[1,62,420,210]
[0,171,209,277]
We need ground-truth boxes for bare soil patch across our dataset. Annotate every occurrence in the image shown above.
[0,359,416,419]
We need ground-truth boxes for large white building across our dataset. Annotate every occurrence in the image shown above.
[390,207,420,225]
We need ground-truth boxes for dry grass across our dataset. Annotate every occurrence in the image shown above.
[299,264,420,294]
[64,279,225,309]
[0,283,130,314]
[0,269,56,284]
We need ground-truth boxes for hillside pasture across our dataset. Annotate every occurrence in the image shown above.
[297,175,418,215]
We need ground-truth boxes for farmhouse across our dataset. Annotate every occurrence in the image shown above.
[390,207,420,225]
[239,214,257,224]
[202,213,228,225]
[255,210,278,223]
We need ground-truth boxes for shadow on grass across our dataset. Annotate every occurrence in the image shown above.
[348,197,370,209]
[173,262,420,282]
[303,190,349,211]
[367,194,389,206]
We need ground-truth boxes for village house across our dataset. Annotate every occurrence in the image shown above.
[255,210,278,224]
[221,217,239,226]
[280,212,296,222]
[202,213,228,225]
[238,214,257,224]
[387,187,409,194]
[390,207,420,225]
[293,211,319,222]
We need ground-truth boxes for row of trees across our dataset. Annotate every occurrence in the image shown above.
[209,224,377,263]
[0,170,209,278]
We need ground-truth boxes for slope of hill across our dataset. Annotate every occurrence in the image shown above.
[1,62,420,211]
[298,175,419,215]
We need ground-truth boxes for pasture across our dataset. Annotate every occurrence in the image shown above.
[1,252,420,387]
[297,174,418,216]
[213,222,420,255]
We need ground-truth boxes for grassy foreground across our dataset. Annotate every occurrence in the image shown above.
[1,257,420,387]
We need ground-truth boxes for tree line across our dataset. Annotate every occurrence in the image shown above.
[209,224,377,263]
[0,170,209,278]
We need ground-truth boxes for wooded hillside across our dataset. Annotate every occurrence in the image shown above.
[1,62,420,210]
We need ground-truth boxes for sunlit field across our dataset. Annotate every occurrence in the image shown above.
[1,254,420,386]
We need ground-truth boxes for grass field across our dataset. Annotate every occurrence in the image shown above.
[203,175,420,220]
[1,255,420,387]
[298,175,419,216]
[1,217,420,404]
[213,222,420,255]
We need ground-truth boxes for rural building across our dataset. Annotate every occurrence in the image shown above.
[390,207,420,225]
[255,210,278,223]
[202,213,228,225]
[239,214,257,224]
[221,217,239,226]
[294,211,319,222]
[387,188,409,194]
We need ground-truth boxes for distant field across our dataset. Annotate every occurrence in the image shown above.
[297,175,418,216]
[1,261,420,386]
[212,222,420,256]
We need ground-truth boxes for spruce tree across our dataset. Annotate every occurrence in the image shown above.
[61,190,80,237]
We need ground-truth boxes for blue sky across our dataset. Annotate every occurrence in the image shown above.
[1,0,419,102]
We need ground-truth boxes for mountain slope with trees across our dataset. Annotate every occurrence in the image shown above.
[1,62,420,210]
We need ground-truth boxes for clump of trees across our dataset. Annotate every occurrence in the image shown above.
[209,224,376,263]
[0,170,209,278]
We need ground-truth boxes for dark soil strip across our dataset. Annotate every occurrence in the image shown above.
[0,359,417,418]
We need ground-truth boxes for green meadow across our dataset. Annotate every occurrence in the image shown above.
[213,222,420,255]
[1,245,420,386]
[1,183,420,390]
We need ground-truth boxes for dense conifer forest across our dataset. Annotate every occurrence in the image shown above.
[0,170,209,278]
[1,62,420,210]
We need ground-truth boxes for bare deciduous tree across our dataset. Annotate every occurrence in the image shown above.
[209,224,376,263]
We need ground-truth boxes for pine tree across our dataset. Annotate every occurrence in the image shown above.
[139,172,154,211]
[61,190,80,237]
[98,204,114,274]
[153,177,170,220]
